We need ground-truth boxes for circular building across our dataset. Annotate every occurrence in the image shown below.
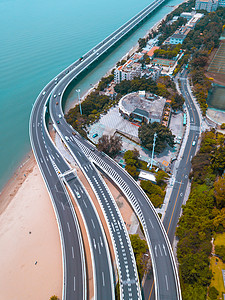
[119,91,166,124]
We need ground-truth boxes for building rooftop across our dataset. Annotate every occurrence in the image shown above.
[146,46,160,58]
[119,91,166,120]
[133,108,149,118]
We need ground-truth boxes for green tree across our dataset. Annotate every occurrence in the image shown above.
[97,135,122,157]
[138,38,146,50]
[49,296,59,300]
[155,170,169,188]
[125,165,140,180]
[208,286,219,300]
[114,77,157,95]
[171,93,184,111]
[215,245,225,262]
[130,234,148,279]
[140,180,165,207]
[97,74,114,91]
[214,177,225,208]
[138,122,174,153]
[124,149,140,180]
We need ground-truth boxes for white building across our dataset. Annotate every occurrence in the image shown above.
[186,13,204,29]
[141,64,162,81]
[195,0,218,12]
[114,60,142,84]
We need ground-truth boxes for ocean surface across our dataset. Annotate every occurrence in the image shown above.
[0,0,184,191]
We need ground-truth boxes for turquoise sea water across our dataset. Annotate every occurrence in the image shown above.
[0,0,184,191]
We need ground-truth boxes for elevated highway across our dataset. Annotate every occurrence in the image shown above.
[30,83,115,300]
[30,85,86,300]
[30,0,183,299]
[47,1,182,298]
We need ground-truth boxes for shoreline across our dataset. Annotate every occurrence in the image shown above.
[66,1,185,112]
[0,2,187,298]
[0,151,62,300]
[0,151,34,215]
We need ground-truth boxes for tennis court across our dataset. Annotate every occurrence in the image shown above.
[207,42,225,74]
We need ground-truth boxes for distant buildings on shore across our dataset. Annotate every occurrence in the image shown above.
[164,13,204,45]
[195,0,225,12]
[114,53,162,83]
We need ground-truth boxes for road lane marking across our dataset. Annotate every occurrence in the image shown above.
[102,272,105,287]
[93,238,96,249]
[165,275,169,291]
[74,276,76,291]
[118,221,122,230]
[54,184,58,192]
[148,280,154,300]
[162,244,167,256]
[61,202,65,210]
[158,244,163,256]
[91,219,95,229]
[72,246,74,259]
[167,181,182,234]
[149,218,154,229]
[98,243,101,255]
[154,245,157,257]
[83,200,87,208]
[99,236,103,247]
[67,222,71,232]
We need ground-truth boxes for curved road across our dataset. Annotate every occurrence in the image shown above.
[163,69,200,241]
[30,84,86,300]
[30,0,183,299]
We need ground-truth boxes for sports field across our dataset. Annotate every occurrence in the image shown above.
[207,42,225,74]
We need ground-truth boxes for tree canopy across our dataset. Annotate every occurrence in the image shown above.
[138,122,174,153]
[124,149,140,180]
[97,135,122,157]
[130,234,148,279]
[114,77,157,95]
[176,130,225,299]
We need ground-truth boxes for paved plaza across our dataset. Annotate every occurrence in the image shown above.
[87,104,185,169]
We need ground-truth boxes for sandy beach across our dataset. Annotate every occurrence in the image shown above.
[0,154,62,300]
[0,2,186,299]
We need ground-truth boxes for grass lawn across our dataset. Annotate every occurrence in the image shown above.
[208,233,225,299]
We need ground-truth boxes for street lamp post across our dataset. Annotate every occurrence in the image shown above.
[76,89,82,115]
[149,132,157,170]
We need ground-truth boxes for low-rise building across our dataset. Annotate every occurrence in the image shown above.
[114,60,142,84]
[180,11,196,20]
[141,64,162,81]
[186,13,204,29]
[119,91,166,124]
[146,46,160,58]
[164,13,203,45]
[195,0,218,12]
[168,26,191,44]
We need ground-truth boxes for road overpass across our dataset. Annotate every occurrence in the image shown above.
[46,1,182,298]
[30,83,115,300]
[30,85,86,300]
[30,0,183,299]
